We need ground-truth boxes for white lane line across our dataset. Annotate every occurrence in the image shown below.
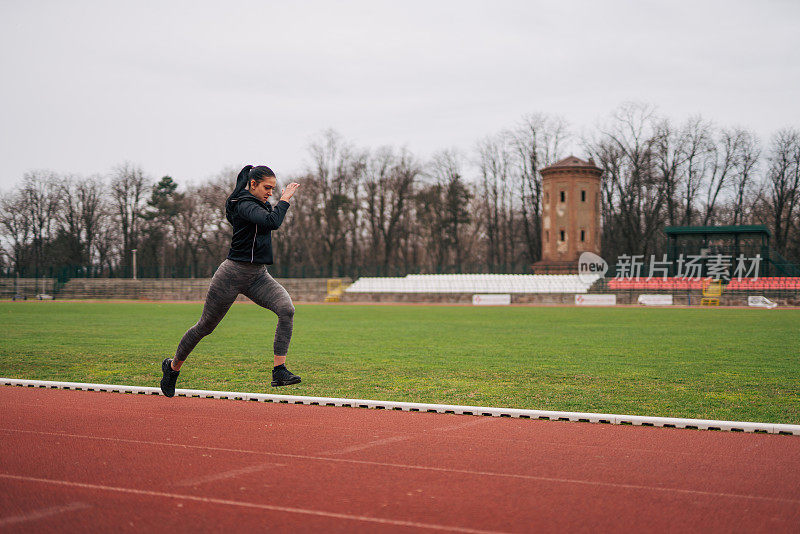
[175,463,284,487]
[0,502,89,527]
[2,427,798,505]
[320,416,488,455]
[321,435,411,455]
[429,418,489,433]
[0,473,506,534]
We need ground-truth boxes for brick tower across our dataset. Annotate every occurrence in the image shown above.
[534,155,602,272]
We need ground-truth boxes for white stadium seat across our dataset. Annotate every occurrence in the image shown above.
[345,274,601,294]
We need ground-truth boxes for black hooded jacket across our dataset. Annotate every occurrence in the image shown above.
[225,166,290,265]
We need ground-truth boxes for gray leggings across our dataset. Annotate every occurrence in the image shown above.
[175,259,295,361]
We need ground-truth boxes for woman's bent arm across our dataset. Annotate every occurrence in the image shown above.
[237,199,290,230]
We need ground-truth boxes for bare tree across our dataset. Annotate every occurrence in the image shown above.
[419,149,472,270]
[364,146,420,271]
[21,170,60,275]
[652,118,688,226]
[172,190,202,277]
[194,167,238,263]
[56,175,106,274]
[110,162,150,275]
[340,153,367,274]
[701,127,739,225]
[766,128,800,254]
[679,116,714,226]
[730,129,760,225]
[277,172,319,276]
[304,130,364,275]
[79,177,106,274]
[588,102,665,260]
[476,133,519,268]
[416,169,448,271]
[0,189,32,274]
[512,113,568,263]
[92,215,119,276]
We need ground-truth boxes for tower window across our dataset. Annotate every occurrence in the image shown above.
[560,230,565,241]
[545,191,549,203]
[545,230,549,242]
[581,190,586,202]
[560,191,565,202]
[581,230,585,242]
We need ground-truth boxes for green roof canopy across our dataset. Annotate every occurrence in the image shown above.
[664,225,770,237]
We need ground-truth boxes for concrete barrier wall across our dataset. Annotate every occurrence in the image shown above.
[340,290,799,306]
[4,278,796,306]
[54,278,335,302]
[0,278,56,299]
[341,293,579,304]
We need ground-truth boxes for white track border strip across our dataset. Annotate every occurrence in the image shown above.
[2,378,798,435]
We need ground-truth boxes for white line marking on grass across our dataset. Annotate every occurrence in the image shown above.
[175,463,284,487]
[3,378,799,435]
[2,428,798,505]
[0,502,89,527]
[0,474,506,534]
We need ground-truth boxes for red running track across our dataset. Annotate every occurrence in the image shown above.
[1,386,798,533]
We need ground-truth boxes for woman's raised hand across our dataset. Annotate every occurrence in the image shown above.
[280,182,301,202]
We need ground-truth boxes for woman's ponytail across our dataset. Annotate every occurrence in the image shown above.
[225,165,254,223]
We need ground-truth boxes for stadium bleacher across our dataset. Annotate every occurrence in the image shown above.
[608,278,705,290]
[345,274,601,294]
[726,277,800,290]
[607,277,800,291]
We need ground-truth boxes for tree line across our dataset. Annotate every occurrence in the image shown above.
[1,103,798,280]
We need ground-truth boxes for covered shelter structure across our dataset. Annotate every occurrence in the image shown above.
[664,225,797,277]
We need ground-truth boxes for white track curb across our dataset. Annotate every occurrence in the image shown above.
[3,378,798,435]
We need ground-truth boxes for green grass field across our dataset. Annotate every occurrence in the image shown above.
[1,301,798,424]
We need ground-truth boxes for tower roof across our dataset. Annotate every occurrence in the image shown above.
[544,155,599,170]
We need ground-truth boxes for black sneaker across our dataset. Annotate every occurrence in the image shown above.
[160,358,180,397]
[272,364,301,387]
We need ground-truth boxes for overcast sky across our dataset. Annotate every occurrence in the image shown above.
[1,0,798,190]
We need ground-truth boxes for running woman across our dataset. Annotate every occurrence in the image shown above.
[160,165,301,397]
